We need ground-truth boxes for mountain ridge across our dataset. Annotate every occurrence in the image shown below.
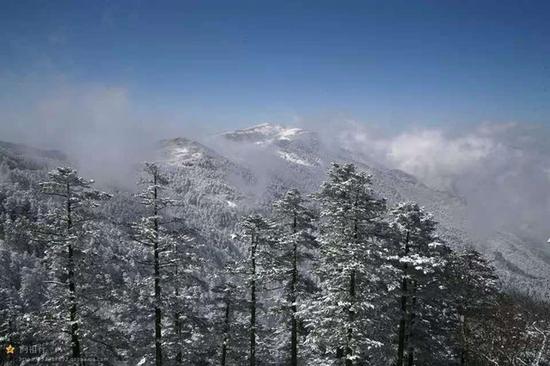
[2,124,548,297]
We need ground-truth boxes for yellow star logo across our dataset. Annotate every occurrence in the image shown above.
[5,343,15,355]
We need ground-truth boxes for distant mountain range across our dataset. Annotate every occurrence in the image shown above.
[3,123,549,297]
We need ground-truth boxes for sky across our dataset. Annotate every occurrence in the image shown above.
[1,0,550,132]
[0,1,549,241]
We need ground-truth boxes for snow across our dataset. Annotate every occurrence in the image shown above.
[277,151,313,166]
[171,147,203,161]
[226,200,237,208]
[222,123,305,143]
[278,127,303,140]
[158,123,548,296]
[161,138,218,166]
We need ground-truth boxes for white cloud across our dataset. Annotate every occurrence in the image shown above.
[387,130,495,188]
[0,78,200,187]
[333,122,550,239]
[1,78,549,240]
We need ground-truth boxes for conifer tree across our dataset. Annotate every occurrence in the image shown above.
[211,278,248,366]
[306,163,387,365]
[34,167,110,362]
[390,202,450,365]
[234,214,275,366]
[132,163,208,365]
[449,248,498,365]
[131,162,175,366]
[163,228,206,364]
[272,189,318,365]
[212,282,236,366]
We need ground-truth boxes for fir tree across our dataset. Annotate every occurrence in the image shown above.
[163,227,206,364]
[448,248,498,365]
[131,162,175,366]
[306,163,387,365]
[132,162,207,365]
[271,189,318,365]
[234,214,275,366]
[211,278,248,366]
[390,202,450,365]
[34,167,110,362]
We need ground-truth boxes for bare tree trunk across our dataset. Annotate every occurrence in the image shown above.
[175,288,182,364]
[406,280,417,366]
[396,231,410,366]
[346,270,356,366]
[291,212,298,366]
[66,183,81,360]
[459,308,466,366]
[345,195,359,366]
[153,172,163,366]
[221,296,231,366]
[250,233,257,366]
[533,323,547,366]
[174,238,183,364]
[154,243,162,366]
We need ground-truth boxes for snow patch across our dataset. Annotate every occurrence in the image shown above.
[164,145,206,165]
[222,123,305,143]
[277,151,313,166]
[278,127,303,140]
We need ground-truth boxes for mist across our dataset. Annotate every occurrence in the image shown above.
[322,120,550,242]
[1,78,549,243]
[0,77,208,188]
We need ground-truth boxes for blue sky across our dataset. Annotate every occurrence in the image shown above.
[1,0,550,131]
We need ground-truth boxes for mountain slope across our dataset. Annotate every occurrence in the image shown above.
[2,124,547,297]
[186,123,549,297]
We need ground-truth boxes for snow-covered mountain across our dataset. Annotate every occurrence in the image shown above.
[2,123,548,297]
[160,123,550,297]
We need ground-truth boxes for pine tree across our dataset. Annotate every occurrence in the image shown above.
[131,162,175,366]
[306,163,388,365]
[389,202,450,365]
[33,167,110,362]
[448,248,498,365]
[211,278,248,366]
[163,227,206,364]
[212,281,235,366]
[0,239,23,349]
[131,162,208,365]
[233,214,275,366]
[271,189,318,365]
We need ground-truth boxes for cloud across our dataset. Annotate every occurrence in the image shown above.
[384,130,494,188]
[1,78,548,241]
[0,77,201,188]
[332,121,550,240]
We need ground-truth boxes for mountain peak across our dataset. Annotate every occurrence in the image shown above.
[159,137,220,165]
[221,123,307,143]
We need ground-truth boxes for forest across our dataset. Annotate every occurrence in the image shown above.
[1,156,550,366]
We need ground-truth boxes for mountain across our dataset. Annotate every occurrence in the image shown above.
[1,123,548,297]
[160,123,550,297]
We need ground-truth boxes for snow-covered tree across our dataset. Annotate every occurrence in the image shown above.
[163,227,207,364]
[305,163,388,365]
[131,162,176,366]
[131,162,208,365]
[33,167,110,362]
[447,248,499,365]
[4,138,550,365]
[233,214,275,366]
[211,276,249,366]
[390,202,451,365]
[271,189,318,365]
